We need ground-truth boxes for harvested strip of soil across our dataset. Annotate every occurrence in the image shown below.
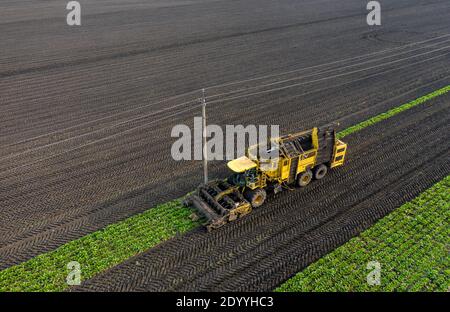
[1,0,450,270]
[0,86,447,292]
[75,93,450,291]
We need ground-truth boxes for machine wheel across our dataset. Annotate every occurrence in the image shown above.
[314,164,328,180]
[244,189,267,208]
[297,170,313,187]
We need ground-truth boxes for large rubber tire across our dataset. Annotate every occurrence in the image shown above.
[244,188,267,208]
[296,170,313,187]
[314,164,328,180]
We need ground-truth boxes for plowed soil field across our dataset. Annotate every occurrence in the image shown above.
[1,0,449,291]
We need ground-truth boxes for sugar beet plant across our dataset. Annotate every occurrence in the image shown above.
[276,175,450,292]
[0,86,448,292]
[0,199,200,292]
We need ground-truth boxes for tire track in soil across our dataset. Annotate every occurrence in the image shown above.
[1,0,450,270]
[0,57,447,221]
[1,76,446,265]
[0,70,448,270]
[74,94,450,291]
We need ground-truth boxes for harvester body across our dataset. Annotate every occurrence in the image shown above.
[184,124,347,231]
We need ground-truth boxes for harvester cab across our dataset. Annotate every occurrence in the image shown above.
[183,124,347,231]
[227,156,267,189]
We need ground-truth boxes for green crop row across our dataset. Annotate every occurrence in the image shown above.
[0,85,448,292]
[0,200,200,292]
[275,175,450,292]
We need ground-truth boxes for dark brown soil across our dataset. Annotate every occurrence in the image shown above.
[0,0,449,275]
[75,94,450,291]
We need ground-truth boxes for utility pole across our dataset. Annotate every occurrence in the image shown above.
[201,88,208,184]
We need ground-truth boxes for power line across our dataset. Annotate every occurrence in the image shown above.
[6,37,447,162]
[204,38,450,101]
[6,89,202,148]
[2,50,448,175]
[0,98,197,161]
[202,33,450,91]
[3,44,449,165]
[219,54,450,114]
[5,34,450,148]
[206,46,450,105]
[0,105,199,176]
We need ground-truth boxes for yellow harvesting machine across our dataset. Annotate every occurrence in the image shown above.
[184,124,347,231]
